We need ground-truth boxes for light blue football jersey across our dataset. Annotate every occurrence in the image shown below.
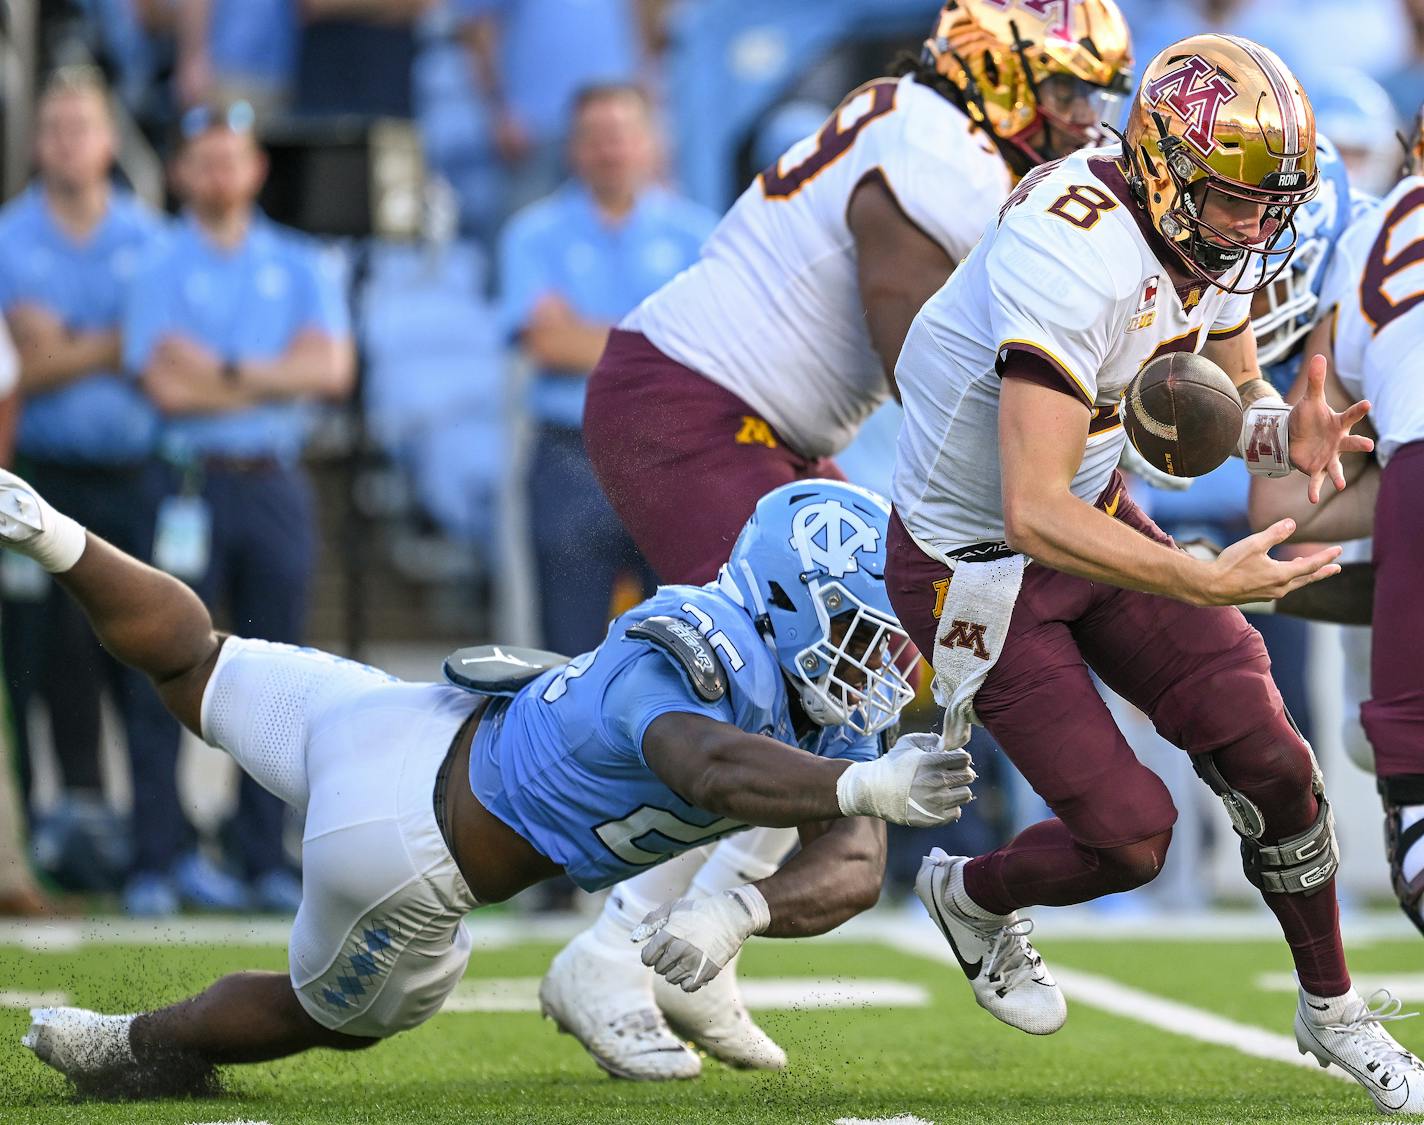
[467,581,881,890]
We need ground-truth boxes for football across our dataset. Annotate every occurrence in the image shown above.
[1122,352,1244,478]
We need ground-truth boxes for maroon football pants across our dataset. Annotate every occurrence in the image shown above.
[886,476,1349,997]
[1363,440,1424,788]
[583,329,846,586]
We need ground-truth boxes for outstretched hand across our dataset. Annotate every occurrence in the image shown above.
[1198,517,1341,606]
[1288,353,1373,503]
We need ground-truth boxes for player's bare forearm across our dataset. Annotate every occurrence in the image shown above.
[754,817,884,937]
[1274,562,1374,626]
[1249,456,1379,542]
[642,712,849,827]
[55,534,222,734]
[848,173,956,398]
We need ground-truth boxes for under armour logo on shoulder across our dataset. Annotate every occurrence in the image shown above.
[940,619,990,660]
[790,500,880,578]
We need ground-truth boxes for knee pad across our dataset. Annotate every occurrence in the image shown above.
[1194,746,1339,897]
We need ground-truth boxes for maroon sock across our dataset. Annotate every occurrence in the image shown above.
[1261,876,1350,997]
[963,819,1164,915]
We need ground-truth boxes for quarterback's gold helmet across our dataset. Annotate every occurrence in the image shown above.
[922,0,1133,174]
[1121,34,1317,293]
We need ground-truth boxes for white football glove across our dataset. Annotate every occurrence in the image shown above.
[835,731,976,828]
[1118,439,1193,492]
[632,885,770,993]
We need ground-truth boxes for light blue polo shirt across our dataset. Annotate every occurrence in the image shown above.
[499,183,715,428]
[0,185,163,464]
[451,0,639,144]
[123,213,349,463]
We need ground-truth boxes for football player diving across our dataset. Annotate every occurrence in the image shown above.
[7,473,975,1097]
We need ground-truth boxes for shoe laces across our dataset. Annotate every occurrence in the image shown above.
[1324,990,1423,1076]
[984,918,1042,992]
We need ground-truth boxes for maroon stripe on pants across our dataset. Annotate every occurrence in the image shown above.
[1364,440,1424,781]
[582,329,845,585]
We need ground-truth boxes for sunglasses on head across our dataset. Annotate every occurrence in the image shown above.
[180,100,255,141]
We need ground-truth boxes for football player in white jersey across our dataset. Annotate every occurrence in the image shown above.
[1249,109,1424,940]
[888,34,1424,1114]
[554,0,1134,1081]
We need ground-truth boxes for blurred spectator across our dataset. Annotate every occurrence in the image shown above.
[0,67,186,904]
[457,0,643,214]
[175,0,300,116]
[292,0,438,119]
[1120,0,1409,83]
[124,100,356,912]
[78,0,179,125]
[1384,0,1424,122]
[1308,68,1402,198]
[500,84,715,655]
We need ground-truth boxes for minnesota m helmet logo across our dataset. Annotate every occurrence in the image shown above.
[1143,55,1237,156]
[983,0,1073,39]
[790,500,880,578]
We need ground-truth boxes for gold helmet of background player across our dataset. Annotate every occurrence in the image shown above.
[922,0,1134,176]
[1121,34,1317,294]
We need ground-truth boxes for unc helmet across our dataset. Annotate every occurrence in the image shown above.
[922,0,1134,175]
[1121,35,1317,293]
[720,480,913,736]
[1252,136,1352,374]
[1309,68,1402,197]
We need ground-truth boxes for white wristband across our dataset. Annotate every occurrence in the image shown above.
[1240,396,1292,478]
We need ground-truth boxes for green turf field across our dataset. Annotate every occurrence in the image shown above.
[2,924,1420,1125]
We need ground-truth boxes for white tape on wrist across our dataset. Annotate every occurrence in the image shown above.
[1240,396,1292,478]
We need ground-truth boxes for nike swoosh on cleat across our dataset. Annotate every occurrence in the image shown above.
[1300,1022,1410,1111]
[927,879,982,980]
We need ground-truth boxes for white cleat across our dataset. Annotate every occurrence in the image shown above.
[539,929,701,1081]
[1296,987,1424,1115]
[915,849,1066,1036]
[22,1006,135,1091]
[654,952,787,1071]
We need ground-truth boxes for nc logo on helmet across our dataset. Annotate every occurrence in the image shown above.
[1144,55,1237,157]
[790,500,880,578]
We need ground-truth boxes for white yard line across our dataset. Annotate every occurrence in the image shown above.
[0,990,68,1009]
[440,976,929,1014]
[883,926,1350,1084]
[2,907,1415,950]
[1259,971,1424,1003]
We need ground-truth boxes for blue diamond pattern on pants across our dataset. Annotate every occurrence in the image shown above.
[323,987,350,1010]
[337,974,367,998]
[350,950,378,978]
[364,927,392,953]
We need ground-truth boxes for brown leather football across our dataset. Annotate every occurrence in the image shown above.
[1123,352,1244,478]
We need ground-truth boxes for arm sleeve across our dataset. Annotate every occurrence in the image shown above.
[602,650,737,767]
[1207,286,1254,340]
[496,210,552,340]
[988,217,1123,408]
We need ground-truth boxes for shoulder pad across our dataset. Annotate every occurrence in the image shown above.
[626,615,727,703]
[443,644,569,696]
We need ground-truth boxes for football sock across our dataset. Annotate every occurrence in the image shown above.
[1300,985,1359,1022]
[594,847,706,951]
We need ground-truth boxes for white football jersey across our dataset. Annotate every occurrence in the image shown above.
[1320,175,1424,467]
[894,146,1254,556]
[623,74,1012,459]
